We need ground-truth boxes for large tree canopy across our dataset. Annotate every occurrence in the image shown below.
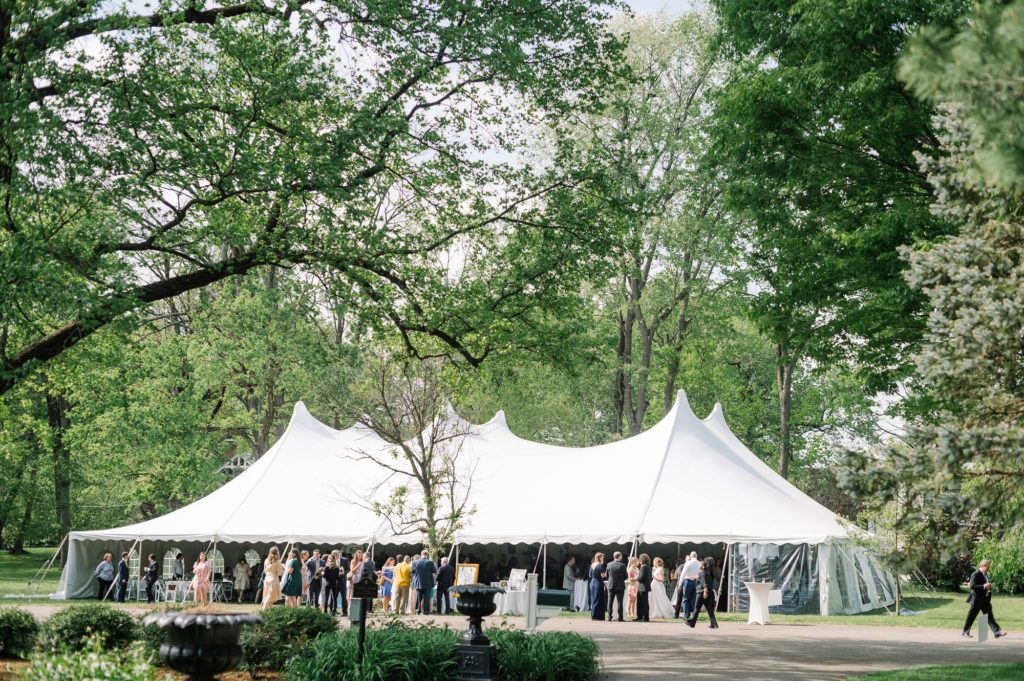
[0,0,625,396]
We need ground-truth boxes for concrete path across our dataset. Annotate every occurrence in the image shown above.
[538,618,1024,680]
[9,605,1023,680]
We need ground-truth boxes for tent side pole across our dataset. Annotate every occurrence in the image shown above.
[29,534,69,596]
[720,542,731,613]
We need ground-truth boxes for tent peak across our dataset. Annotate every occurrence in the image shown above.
[670,389,700,427]
[486,409,508,429]
[704,402,725,423]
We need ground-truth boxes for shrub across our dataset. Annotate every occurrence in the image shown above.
[135,616,165,662]
[285,622,459,681]
[22,635,152,681]
[286,620,601,681]
[490,629,600,681]
[38,604,137,653]
[975,529,1024,594]
[0,608,39,659]
[240,606,337,677]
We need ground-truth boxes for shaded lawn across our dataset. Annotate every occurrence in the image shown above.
[0,547,60,601]
[565,588,1024,630]
[847,664,1024,680]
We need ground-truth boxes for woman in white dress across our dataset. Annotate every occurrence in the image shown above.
[649,557,676,618]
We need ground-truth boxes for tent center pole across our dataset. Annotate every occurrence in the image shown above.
[542,543,547,589]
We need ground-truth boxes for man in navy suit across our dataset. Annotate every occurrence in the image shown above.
[116,552,130,603]
[963,559,1007,638]
[411,550,438,615]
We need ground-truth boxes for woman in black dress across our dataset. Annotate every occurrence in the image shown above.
[322,554,341,615]
[589,552,607,621]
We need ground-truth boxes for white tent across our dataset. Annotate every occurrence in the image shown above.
[57,391,895,614]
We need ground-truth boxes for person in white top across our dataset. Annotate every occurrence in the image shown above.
[674,551,701,619]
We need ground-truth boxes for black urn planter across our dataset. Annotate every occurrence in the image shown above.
[450,584,504,680]
[143,611,262,681]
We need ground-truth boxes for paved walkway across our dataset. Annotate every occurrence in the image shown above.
[10,605,1023,680]
[536,618,1024,680]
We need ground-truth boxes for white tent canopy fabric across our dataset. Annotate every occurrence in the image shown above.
[57,391,894,614]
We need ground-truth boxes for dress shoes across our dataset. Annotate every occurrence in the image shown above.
[995,631,1007,638]
[961,631,972,638]
[710,623,719,629]
[686,620,695,628]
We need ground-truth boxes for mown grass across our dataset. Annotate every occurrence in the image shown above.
[847,664,1024,680]
[0,548,61,602]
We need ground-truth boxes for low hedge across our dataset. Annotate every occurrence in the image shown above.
[0,607,39,659]
[38,603,137,653]
[286,621,601,681]
[240,606,337,678]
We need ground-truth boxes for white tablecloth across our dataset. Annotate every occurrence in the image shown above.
[745,581,773,624]
[572,579,589,612]
[494,590,529,616]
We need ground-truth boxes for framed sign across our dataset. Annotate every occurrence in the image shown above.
[507,568,527,592]
[456,563,479,586]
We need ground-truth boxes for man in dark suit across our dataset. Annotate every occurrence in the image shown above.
[116,552,130,603]
[436,556,455,614]
[337,552,351,616]
[963,559,1006,638]
[306,549,324,609]
[605,552,628,622]
[144,553,159,603]
[635,553,652,622]
[412,550,438,615]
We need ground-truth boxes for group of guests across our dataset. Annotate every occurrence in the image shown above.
[252,547,456,616]
[94,551,213,606]
[578,551,719,628]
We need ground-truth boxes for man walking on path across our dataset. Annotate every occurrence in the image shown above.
[963,559,1007,638]
[675,552,700,619]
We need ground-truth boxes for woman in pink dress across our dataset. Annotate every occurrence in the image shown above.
[626,557,640,620]
[192,552,212,607]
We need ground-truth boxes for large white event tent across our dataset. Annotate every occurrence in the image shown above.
[57,391,895,615]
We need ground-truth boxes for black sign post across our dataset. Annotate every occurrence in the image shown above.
[351,576,378,665]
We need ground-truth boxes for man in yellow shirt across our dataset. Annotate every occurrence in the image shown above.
[393,554,412,614]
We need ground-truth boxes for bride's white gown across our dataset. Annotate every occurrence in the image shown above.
[650,567,676,618]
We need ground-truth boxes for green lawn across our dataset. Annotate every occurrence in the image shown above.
[563,588,1024,630]
[848,664,1024,680]
[0,547,61,601]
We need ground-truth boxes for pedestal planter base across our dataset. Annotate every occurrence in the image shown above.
[453,641,499,680]
[450,584,505,681]
[143,611,262,681]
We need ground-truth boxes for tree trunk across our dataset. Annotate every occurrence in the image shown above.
[775,344,795,479]
[0,456,29,550]
[9,466,38,555]
[45,392,72,566]
[663,290,691,412]
[612,312,627,435]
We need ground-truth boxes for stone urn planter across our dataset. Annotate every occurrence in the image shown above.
[142,610,262,681]
[450,584,504,679]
